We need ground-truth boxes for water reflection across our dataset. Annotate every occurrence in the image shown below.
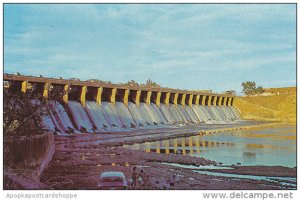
[124,136,235,156]
[124,126,296,167]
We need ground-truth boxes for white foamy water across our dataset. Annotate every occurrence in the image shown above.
[185,105,199,123]
[85,101,110,130]
[230,106,241,119]
[140,102,160,125]
[225,106,239,119]
[99,102,123,128]
[204,106,218,121]
[68,101,94,132]
[41,115,56,132]
[178,105,192,123]
[150,103,168,124]
[199,106,213,120]
[49,112,65,134]
[41,98,243,135]
[211,106,223,121]
[160,103,176,124]
[198,105,213,124]
[115,102,136,128]
[176,105,190,124]
[128,102,147,126]
[192,105,207,122]
[169,104,186,124]
[221,106,235,120]
[48,101,77,133]
[215,106,227,121]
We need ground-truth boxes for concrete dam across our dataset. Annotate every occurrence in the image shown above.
[4,74,241,135]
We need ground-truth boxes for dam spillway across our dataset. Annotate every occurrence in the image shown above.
[4,74,241,135]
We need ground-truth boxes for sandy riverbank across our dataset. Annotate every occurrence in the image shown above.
[40,132,296,190]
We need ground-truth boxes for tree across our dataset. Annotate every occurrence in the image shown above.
[3,83,65,169]
[3,83,63,135]
[126,80,139,87]
[242,81,256,96]
[145,78,160,88]
[4,89,43,135]
[256,86,265,94]
[241,81,264,96]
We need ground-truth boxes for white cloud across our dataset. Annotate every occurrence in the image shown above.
[4,4,296,93]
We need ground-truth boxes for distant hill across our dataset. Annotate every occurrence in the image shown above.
[234,87,296,123]
[262,87,296,96]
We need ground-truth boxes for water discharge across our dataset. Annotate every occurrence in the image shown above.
[42,115,56,132]
[215,106,228,121]
[140,103,160,125]
[160,103,176,124]
[150,103,167,124]
[169,104,186,124]
[230,106,242,119]
[225,106,239,120]
[210,106,223,121]
[48,101,77,134]
[184,106,199,123]
[192,105,208,122]
[42,99,242,133]
[178,105,192,123]
[85,101,110,130]
[101,102,123,128]
[128,102,147,127]
[115,102,136,128]
[220,106,234,120]
[68,101,95,132]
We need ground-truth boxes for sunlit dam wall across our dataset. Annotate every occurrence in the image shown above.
[4,74,241,135]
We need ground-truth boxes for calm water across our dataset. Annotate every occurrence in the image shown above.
[124,126,296,167]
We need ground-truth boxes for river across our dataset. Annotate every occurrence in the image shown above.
[124,126,296,167]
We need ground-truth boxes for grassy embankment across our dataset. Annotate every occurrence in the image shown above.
[234,88,296,124]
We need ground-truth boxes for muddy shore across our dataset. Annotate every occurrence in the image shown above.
[40,123,296,190]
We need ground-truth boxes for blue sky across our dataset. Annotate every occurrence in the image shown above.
[4,4,296,94]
